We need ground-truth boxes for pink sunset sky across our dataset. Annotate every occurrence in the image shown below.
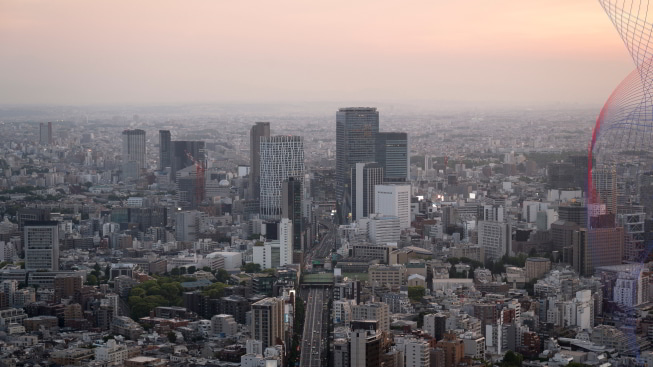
[0,0,637,106]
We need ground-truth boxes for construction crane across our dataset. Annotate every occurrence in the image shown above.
[185,150,206,206]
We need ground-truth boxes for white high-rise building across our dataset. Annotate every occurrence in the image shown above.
[374,184,411,229]
[252,219,293,269]
[395,336,431,367]
[478,221,512,262]
[24,221,59,271]
[367,214,400,245]
[260,136,304,220]
[121,129,146,181]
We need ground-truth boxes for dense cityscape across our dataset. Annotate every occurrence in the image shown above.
[0,101,648,367]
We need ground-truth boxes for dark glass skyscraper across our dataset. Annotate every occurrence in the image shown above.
[170,140,205,181]
[249,122,271,200]
[376,132,408,182]
[336,107,379,222]
[282,177,303,263]
[159,130,172,171]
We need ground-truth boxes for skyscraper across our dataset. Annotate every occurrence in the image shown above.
[376,132,409,182]
[351,162,384,222]
[121,129,146,181]
[259,136,304,220]
[159,130,171,171]
[336,107,379,222]
[24,221,59,271]
[250,297,284,349]
[39,122,53,145]
[250,122,271,200]
[170,140,204,180]
[282,177,303,263]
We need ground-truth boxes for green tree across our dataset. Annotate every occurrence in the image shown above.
[171,267,180,276]
[242,263,262,273]
[502,351,523,367]
[408,286,426,302]
[187,266,196,274]
[86,274,98,285]
[215,269,231,283]
[167,332,177,343]
[202,282,227,299]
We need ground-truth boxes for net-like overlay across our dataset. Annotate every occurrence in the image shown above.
[591,1,653,359]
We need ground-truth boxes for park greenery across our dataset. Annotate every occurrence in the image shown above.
[128,275,228,320]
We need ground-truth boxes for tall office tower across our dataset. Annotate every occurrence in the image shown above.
[260,136,304,220]
[350,329,383,367]
[334,338,350,367]
[39,122,53,145]
[374,184,411,229]
[477,221,512,262]
[376,132,409,182]
[351,163,384,222]
[249,122,271,200]
[592,166,620,215]
[121,129,146,181]
[477,204,504,222]
[250,297,284,349]
[336,107,380,222]
[282,178,303,263]
[572,227,624,276]
[159,130,172,171]
[24,221,59,271]
[558,202,588,228]
[171,140,205,180]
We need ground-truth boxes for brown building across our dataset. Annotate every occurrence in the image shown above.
[64,303,84,328]
[525,257,551,280]
[431,347,445,367]
[24,316,58,332]
[54,274,83,303]
[436,332,464,367]
[573,227,624,276]
[50,348,94,366]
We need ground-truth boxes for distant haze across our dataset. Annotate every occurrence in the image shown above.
[0,1,634,106]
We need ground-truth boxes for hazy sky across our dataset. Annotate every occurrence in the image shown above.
[0,1,635,106]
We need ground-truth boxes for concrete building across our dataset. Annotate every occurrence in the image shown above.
[369,264,404,288]
[396,336,430,367]
[24,221,59,271]
[352,302,390,332]
[250,297,284,349]
[252,218,293,269]
[366,214,401,245]
[525,257,552,280]
[477,221,511,262]
[211,314,238,337]
[351,162,384,221]
[282,177,303,263]
[375,184,411,229]
[350,329,383,367]
[95,339,129,365]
